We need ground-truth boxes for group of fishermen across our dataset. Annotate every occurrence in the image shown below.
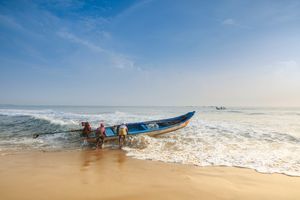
[81,122,128,149]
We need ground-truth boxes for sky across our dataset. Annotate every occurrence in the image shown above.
[0,0,300,106]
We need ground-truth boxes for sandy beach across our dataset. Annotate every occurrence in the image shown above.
[0,150,299,200]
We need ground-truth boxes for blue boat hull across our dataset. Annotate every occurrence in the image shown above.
[87,111,195,141]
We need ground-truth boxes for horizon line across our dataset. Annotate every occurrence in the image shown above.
[0,104,300,108]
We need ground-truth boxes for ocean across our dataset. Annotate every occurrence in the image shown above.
[0,105,299,176]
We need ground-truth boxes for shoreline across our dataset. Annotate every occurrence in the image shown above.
[1,150,300,200]
[2,148,298,178]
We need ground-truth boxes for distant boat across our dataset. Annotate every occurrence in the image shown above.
[86,111,195,142]
[216,106,226,110]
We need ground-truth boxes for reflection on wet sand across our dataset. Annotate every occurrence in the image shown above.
[80,150,103,171]
[80,149,126,171]
[117,150,126,168]
[78,149,129,186]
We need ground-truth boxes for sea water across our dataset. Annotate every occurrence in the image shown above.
[0,105,299,176]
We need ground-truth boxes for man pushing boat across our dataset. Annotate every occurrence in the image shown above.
[118,123,128,148]
[95,123,106,149]
[81,122,92,137]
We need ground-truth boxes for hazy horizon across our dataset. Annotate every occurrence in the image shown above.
[1,0,300,106]
[1,103,300,108]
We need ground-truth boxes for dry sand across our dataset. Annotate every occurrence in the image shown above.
[0,150,300,200]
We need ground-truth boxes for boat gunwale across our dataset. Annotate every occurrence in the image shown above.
[105,111,195,138]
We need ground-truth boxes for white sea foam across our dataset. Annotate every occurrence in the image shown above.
[124,113,300,176]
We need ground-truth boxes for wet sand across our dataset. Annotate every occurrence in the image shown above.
[0,150,300,200]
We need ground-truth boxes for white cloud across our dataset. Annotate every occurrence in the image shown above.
[79,16,109,32]
[278,60,299,69]
[272,60,300,79]
[0,14,44,38]
[57,30,106,52]
[221,18,251,29]
[113,0,154,23]
[222,18,236,25]
[0,14,23,30]
[57,30,136,70]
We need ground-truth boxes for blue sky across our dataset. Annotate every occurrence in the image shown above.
[0,0,300,106]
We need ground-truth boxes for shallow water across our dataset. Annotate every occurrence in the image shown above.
[0,105,299,176]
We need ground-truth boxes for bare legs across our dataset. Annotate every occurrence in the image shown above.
[119,135,126,148]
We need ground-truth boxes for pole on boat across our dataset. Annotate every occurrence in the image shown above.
[32,129,82,139]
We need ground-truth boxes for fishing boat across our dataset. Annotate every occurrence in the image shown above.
[216,106,226,110]
[87,111,195,142]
